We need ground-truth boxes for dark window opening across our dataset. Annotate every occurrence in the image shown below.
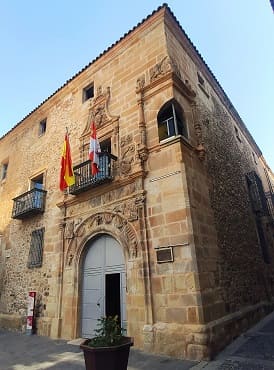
[27,228,45,268]
[255,218,270,264]
[1,162,8,180]
[234,126,242,143]
[83,83,94,102]
[252,152,258,165]
[39,119,47,136]
[157,100,187,141]
[105,273,121,325]
[100,138,111,153]
[31,174,44,208]
[197,72,204,85]
[31,174,44,190]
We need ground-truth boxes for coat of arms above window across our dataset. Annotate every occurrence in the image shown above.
[79,86,119,161]
[81,86,119,136]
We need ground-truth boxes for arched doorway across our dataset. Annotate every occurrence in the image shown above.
[81,234,126,338]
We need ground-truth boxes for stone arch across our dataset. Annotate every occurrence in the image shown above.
[65,211,139,267]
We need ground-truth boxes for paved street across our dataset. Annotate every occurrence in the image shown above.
[1,310,274,369]
[0,330,196,370]
[192,310,274,370]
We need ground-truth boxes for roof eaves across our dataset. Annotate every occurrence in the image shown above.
[0,4,168,141]
[0,3,262,157]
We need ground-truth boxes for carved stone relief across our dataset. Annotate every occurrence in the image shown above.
[113,199,138,222]
[81,87,113,134]
[136,75,146,92]
[120,134,136,175]
[192,102,206,161]
[65,211,140,266]
[149,56,173,82]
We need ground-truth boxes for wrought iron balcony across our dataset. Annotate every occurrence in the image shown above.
[12,188,47,219]
[69,152,117,195]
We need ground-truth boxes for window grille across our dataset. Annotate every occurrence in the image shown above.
[246,172,270,264]
[27,228,45,268]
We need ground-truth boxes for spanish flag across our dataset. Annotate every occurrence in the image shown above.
[59,133,75,191]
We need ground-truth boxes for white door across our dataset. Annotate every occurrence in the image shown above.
[81,234,126,338]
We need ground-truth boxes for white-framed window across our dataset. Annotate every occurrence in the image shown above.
[157,100,187,141]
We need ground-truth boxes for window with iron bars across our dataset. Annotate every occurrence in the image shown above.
[27,228,45,268]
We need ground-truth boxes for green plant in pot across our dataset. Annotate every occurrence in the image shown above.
[80,316,133,370]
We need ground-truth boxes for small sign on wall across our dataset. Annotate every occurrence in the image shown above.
[26,291,36,335]
[156,247,174,263]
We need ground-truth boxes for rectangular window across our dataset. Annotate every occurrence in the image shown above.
[197,72,205,85]
[31,174,44,190]
[27,228,45,268]
[39,119,47,136]
[83,83,94,102]
[1,162,8,180]
[197,71,209,98]
[100,138,111,153]
[30,174,44,209]
[234,126,242,143]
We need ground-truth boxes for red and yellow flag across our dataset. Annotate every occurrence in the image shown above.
[59,133,75,191]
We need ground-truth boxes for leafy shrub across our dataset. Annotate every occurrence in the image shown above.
[87,316,125,347]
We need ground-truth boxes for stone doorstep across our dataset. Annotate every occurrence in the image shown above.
[67,337,84,345]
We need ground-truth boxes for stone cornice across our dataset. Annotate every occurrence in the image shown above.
[137,71,196,103]
[56,170,146,209]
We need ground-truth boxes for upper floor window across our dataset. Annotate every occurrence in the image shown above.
[1,162,8,181]
[197,72,205,86]
[234,126,242,143]
[157,100,187,142]
[31,174,44,190]
[83,83,94,102]
[100,138,111,153]
[31,174,44,208]
[39,119,47,136]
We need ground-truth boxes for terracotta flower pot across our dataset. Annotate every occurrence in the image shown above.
[80,336,133,370]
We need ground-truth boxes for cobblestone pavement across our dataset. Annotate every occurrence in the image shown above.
[0,330,195,370]
[192,310,274,370]
[1,311,274,370]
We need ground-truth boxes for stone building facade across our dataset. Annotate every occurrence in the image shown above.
[0,4,273,360]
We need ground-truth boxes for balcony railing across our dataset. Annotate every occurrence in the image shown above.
[69,152,117,195]
[12,188,47,219]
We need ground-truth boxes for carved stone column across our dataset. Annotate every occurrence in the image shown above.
[192,102,206,161]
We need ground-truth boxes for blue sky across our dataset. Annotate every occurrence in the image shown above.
[0,1,273,170]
